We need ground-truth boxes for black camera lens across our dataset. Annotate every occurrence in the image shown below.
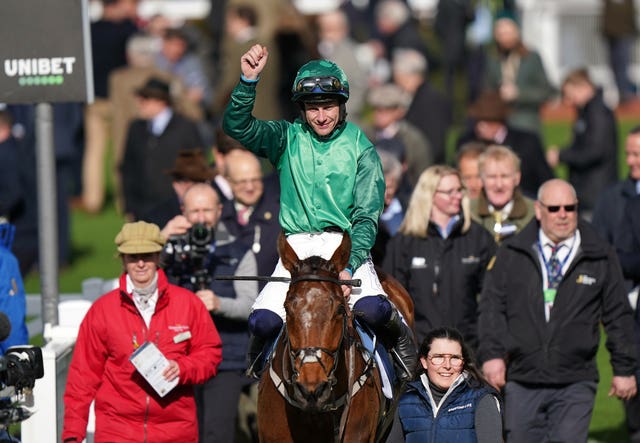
[189,223,212,247]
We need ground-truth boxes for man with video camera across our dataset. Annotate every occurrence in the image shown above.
[161,183,258,443]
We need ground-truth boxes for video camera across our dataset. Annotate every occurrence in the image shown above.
[0,345,44,427]
[163,223,215,290]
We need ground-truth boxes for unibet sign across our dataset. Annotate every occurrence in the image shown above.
[5,58,77,77]
[0,0,93,104]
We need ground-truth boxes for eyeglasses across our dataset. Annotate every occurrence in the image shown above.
[539,202,578,213]
[295,76,344,94]
[427,354,464,368]
[435,187,465,197]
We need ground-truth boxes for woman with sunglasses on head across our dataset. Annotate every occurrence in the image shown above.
[382,165,496,350]
[398,327,503,443]
[222,44,417,381]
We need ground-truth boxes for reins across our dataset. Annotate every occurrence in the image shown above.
[215,274,362,287]
[268,272,375,442]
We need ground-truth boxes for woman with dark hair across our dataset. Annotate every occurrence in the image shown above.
[398,327,503,443]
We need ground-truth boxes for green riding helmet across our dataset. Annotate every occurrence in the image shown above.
[291,59,350,104]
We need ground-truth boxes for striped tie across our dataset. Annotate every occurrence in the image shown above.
[547,244,563,289]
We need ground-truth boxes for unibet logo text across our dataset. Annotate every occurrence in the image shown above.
[4,57,76,87]
[5,57,76,76]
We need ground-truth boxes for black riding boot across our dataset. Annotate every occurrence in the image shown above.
[246,334,268,380]
[381,309,418,382]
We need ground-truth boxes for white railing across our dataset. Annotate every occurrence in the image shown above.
[19,277,116,443]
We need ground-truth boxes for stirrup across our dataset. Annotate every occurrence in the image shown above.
[390,348,413,383]
[246,356,265,380]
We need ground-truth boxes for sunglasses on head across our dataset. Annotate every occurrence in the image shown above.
[295,76,343,94]
[540,202,578,213]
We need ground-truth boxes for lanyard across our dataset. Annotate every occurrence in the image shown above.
[536,237,576,289]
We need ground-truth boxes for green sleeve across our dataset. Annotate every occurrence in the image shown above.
[222,81,289,165]
[349,146,385,270]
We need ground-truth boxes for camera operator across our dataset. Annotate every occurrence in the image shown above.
[161,183,259,443]
[62,221,222,443]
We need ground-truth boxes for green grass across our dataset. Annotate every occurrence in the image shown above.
[589,329,630,442]
[543,118,637,181]
[23,204,124,294]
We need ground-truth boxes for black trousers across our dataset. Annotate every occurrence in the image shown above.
[626,370,640,442]
[504,380,597,443]
[195,370,254,443]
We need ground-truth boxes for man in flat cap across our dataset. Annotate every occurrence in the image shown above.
[62,221,222,443]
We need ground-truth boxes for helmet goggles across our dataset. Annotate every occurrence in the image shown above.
[295,76,345,95]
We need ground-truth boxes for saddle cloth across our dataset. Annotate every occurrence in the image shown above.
[355,322,394,399]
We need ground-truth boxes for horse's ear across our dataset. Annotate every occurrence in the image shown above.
[278,231,299,273]
[329,232,351,272]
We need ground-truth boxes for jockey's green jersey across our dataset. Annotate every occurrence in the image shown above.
[223,81,384,270]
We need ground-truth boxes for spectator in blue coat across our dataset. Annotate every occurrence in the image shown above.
[398,327,502,443]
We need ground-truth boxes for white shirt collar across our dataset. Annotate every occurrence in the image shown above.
[126,274,159,327]
[488,200,514,220]
[381,198,402,221]
[150,108,173,136]
[538,228,581,272]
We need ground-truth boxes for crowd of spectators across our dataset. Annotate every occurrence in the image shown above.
[2,0,639,441]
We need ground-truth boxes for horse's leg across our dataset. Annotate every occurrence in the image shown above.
[256,375,295,443]
[340,378,381,443]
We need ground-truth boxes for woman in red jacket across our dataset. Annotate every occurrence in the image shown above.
[62,221,222,443]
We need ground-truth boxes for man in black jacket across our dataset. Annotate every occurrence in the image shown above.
[614,196,640,442]
[161,183,258,443]
[546,68,619,216]
[393,48,452,165]
[478,178,637,443]
[120,77,204,221]
[591,126,640,244]
[219,149,281,290]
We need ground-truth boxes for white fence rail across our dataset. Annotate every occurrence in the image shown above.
[19,277,115,443]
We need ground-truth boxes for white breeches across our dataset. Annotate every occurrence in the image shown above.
[251,232,386,320]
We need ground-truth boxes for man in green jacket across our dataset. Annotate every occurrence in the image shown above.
[223,44,417,381]
[469,144,535,244]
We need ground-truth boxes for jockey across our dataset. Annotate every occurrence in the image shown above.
[222,44,418,382]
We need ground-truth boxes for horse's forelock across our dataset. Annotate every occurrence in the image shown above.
[286,256,344,311]
[298,255,338,276]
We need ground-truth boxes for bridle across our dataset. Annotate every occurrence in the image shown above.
[269,273,374,415]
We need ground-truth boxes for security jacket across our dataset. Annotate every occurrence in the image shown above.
[478,219,638,384]
[382,218,496,348]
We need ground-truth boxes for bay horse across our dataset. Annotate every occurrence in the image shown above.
[256,232,414,443]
